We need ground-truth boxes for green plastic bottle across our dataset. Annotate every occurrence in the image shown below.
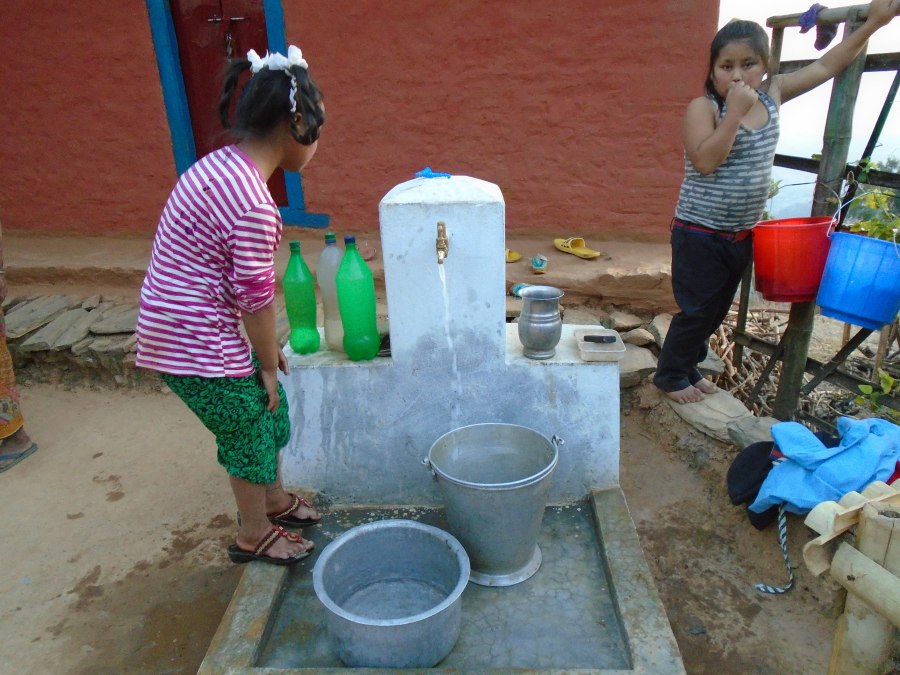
[282,241,320,354]
[336,235,379,361]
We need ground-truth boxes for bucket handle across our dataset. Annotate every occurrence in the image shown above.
[822,183,884,239]
[423,435,564,478]
[422,456,438,481]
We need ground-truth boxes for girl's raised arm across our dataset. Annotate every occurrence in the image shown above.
[773,0,899,104]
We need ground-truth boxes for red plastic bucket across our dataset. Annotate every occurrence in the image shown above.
[753,217,833,302]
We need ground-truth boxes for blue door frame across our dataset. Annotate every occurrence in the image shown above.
[145,0,329,228]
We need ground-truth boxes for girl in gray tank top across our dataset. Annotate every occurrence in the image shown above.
[655,0,900,405]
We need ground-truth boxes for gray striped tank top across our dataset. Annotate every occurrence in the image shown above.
[675,90,780,231]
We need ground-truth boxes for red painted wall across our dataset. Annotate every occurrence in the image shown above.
[0,1,177,235]
[0,1,716,241]
[284,1,717,241]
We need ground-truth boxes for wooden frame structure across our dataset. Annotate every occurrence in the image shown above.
[802,480,900,673]
[732,4,900,426]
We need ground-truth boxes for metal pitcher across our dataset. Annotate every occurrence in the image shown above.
[517,285,564,359]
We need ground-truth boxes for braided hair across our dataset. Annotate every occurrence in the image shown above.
[219,52,325,146]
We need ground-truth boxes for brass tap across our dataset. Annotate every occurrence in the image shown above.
[436,221,449,264]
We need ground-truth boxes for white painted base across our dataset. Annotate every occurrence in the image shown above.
[280,324,620,504]
[279,175,622,504]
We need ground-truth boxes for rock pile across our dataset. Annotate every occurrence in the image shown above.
[4,294,148,388]
[4,293,298,389]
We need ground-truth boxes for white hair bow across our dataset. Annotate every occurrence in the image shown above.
[286,45,308,70]
[246,48,267,74]
[246,45,308,74]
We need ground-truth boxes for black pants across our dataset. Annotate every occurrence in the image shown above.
[653,225,753,393]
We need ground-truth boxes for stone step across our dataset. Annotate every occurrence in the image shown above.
[5,294,688,396]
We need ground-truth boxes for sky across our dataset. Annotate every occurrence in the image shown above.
[717,1,900,216]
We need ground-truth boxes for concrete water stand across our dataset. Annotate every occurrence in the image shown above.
[199,490,683,673]
[200,175,684,673]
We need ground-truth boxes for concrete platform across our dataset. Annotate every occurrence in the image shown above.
[199,488,684,674]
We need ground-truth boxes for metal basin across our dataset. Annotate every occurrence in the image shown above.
[312,519,470,668]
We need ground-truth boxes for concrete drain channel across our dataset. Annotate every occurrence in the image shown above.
[199,489,684,674]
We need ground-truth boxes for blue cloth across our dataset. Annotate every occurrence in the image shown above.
[749,417,900,515]
[415,167,451,179]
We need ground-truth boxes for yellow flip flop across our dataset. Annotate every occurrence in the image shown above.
[554,237,601,259]
[506,249,522,263]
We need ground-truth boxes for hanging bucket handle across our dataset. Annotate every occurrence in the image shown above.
[825,190,874,238]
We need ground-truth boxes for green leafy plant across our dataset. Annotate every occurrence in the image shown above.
[845,157,900,242]
[854,368,900,423]
[846,188,900,241]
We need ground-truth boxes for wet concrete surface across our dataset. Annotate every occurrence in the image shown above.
[200,489,685,674]
[261,502,628,670]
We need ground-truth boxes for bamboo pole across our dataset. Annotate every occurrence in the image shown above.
[734,26,786,369]
[768,4,871,28]
[871,324,889,383]
[773,11,869,420]
[827,503,900,674]
[734,265,752,368]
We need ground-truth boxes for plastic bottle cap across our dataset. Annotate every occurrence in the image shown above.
[324,232,336,244]
[344,235,356,245]
[289,241,301,251]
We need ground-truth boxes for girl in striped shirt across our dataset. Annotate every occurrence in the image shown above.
[655,0,899,404]
[136,45,325,565]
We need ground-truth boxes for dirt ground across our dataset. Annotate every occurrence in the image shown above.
[1,379,857,675]
[0,235,890,674]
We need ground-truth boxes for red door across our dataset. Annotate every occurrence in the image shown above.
[169,0,288,204]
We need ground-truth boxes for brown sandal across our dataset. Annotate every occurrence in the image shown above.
[268,493,321,528]
[227,525,313,565]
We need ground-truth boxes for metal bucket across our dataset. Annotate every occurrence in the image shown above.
[312,519,470,668]
[425,423,561,586]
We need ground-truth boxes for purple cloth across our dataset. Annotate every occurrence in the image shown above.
[798,3,826,31]
[798,3,838,50]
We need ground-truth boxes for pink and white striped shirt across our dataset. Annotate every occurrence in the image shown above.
[135,146,282,377]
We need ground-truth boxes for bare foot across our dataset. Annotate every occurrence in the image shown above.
[661,385,705,404]
[1,428,34,455]
[693,379,718,395]
[0,428,37,473]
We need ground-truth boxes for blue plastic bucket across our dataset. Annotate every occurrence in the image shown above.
[815,232,900,330]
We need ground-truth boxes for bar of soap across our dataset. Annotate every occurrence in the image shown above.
[583,334,616,344]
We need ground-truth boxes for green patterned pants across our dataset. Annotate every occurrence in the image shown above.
[162,367,290,484]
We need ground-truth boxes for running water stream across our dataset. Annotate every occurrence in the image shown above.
[438,264,463,429]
